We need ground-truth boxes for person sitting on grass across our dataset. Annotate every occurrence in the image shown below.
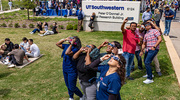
[25,39,40,58]
[7,44,30,68]
[19,37,30,53]
[39,22,49,34]
[39,22,58,36]
[29,21,43,34]
[0,38,14,57]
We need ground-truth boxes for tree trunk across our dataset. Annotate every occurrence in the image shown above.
[27,8,29,20]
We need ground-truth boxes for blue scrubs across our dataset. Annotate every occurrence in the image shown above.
[96,65,121,100]
[62,44,83,98]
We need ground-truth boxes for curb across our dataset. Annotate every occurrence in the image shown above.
[0,8,20,14]
[160,20,180,87]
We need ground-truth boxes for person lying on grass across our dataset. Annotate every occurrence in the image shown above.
[39,22,59,36]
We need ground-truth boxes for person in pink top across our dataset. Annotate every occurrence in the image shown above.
[139,22,162,84]
[121,18,142,80]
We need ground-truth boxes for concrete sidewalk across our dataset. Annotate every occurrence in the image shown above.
[161,10,180,87]
[0,8,20,14]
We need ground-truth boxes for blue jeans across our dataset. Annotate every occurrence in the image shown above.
[63,71,83,98]
[144,49,159,80]
[32,28,40,33]
[135,50,143,69]
[174,11,176,19]
[155,20,160,27]
[122,52,134,77]
[164,20,172,35]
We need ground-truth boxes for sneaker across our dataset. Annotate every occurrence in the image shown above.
[143,74,154,78]
[157,72,162,76]
[79,97,83,100]
[69,98,74,100]
[126,76,134,80]
[8,64,15,68]
[4,61,10,65]
[40,34,44,37]
[143,79,154,84]
[29,32,34,34]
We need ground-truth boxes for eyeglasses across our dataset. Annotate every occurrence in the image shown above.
[111,55,123,66]
[86,45,92,48]
[70,37,74,39]
[108,43,115,47]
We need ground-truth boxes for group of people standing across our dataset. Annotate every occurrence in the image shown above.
[56,14,162,99]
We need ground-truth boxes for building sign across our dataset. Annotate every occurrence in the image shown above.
[82,1,141,23]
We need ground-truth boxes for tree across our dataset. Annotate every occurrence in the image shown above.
[19,0,35,20]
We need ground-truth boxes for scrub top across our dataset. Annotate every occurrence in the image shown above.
[62,44,79,73]
[96,65,121,100]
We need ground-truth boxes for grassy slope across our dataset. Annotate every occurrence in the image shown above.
[0,28,180,100]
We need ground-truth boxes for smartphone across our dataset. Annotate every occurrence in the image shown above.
[127,17,134,20]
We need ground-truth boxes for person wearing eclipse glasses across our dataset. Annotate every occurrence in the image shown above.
[56,36,83,100]
[73,44,97,100]
[85,54,126,100]
[121,17,142,80]
[139,22,162,84]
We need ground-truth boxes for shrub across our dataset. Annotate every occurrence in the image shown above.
[73,24,78,30]
[14,23,20,28]
[8,23,13,27]
[66,24,73,30]
[29,24,34,28]
[81,25,83,30]
[1,23,7,27]
[22,24,27,28]
[58,25,64,29]
[50,25,53,29]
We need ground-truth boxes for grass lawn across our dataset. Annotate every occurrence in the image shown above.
[1,0,20,11]
[0,28,180,100]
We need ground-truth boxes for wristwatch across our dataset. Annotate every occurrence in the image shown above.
[153,46,156,49]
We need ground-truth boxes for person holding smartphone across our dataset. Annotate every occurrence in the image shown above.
[73,44,97,100]
[86,54,126,100]
[56,36,83,100]
[121,18,142,80]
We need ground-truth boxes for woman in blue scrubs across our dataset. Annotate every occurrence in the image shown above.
[56,36,83,100]
[87,54,126,100]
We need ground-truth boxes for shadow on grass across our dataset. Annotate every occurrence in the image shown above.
[131,58,171,79]
[0,72,12,78]
[0,89,11,97]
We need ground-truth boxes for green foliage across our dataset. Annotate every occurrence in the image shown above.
[81,25,83,30]
[29,24,34,28]
[22,24,27,28]
[73,24,78,30]
[19,0,35,9]
[66,24,73,30]
[1,23,7,27]
[50,25,53,29]
[14,23,20,28]
[58,25,64,29]
[8,23,13,27]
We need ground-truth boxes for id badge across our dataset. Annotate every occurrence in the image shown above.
[97,81,100,91]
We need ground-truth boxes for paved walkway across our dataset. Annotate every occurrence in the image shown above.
[0,8,20,14]
[161,10,180,87]
[162,10,180,58]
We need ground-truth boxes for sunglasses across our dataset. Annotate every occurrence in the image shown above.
[145,23,151,27]
[108,43,115,47]
[141,25,145,29]
[111,55,123,66]
[86,45,92,48]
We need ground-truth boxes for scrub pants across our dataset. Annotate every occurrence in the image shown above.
[63,71,83,98]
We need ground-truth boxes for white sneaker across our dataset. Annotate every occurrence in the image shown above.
[143,79,154,84]
[4,61,10,65]
[143,74,154,78]
[8,64,15,68]
[79,97,83,100]
[29,32,34,34]
[40,34,44,37]
[69,98,74,100]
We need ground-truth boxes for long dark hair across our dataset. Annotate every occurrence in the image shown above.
[73,36,81,49]
[117,54,126,86]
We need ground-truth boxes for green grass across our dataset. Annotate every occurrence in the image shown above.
[1,0,20,11]
[0,28,180,99]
